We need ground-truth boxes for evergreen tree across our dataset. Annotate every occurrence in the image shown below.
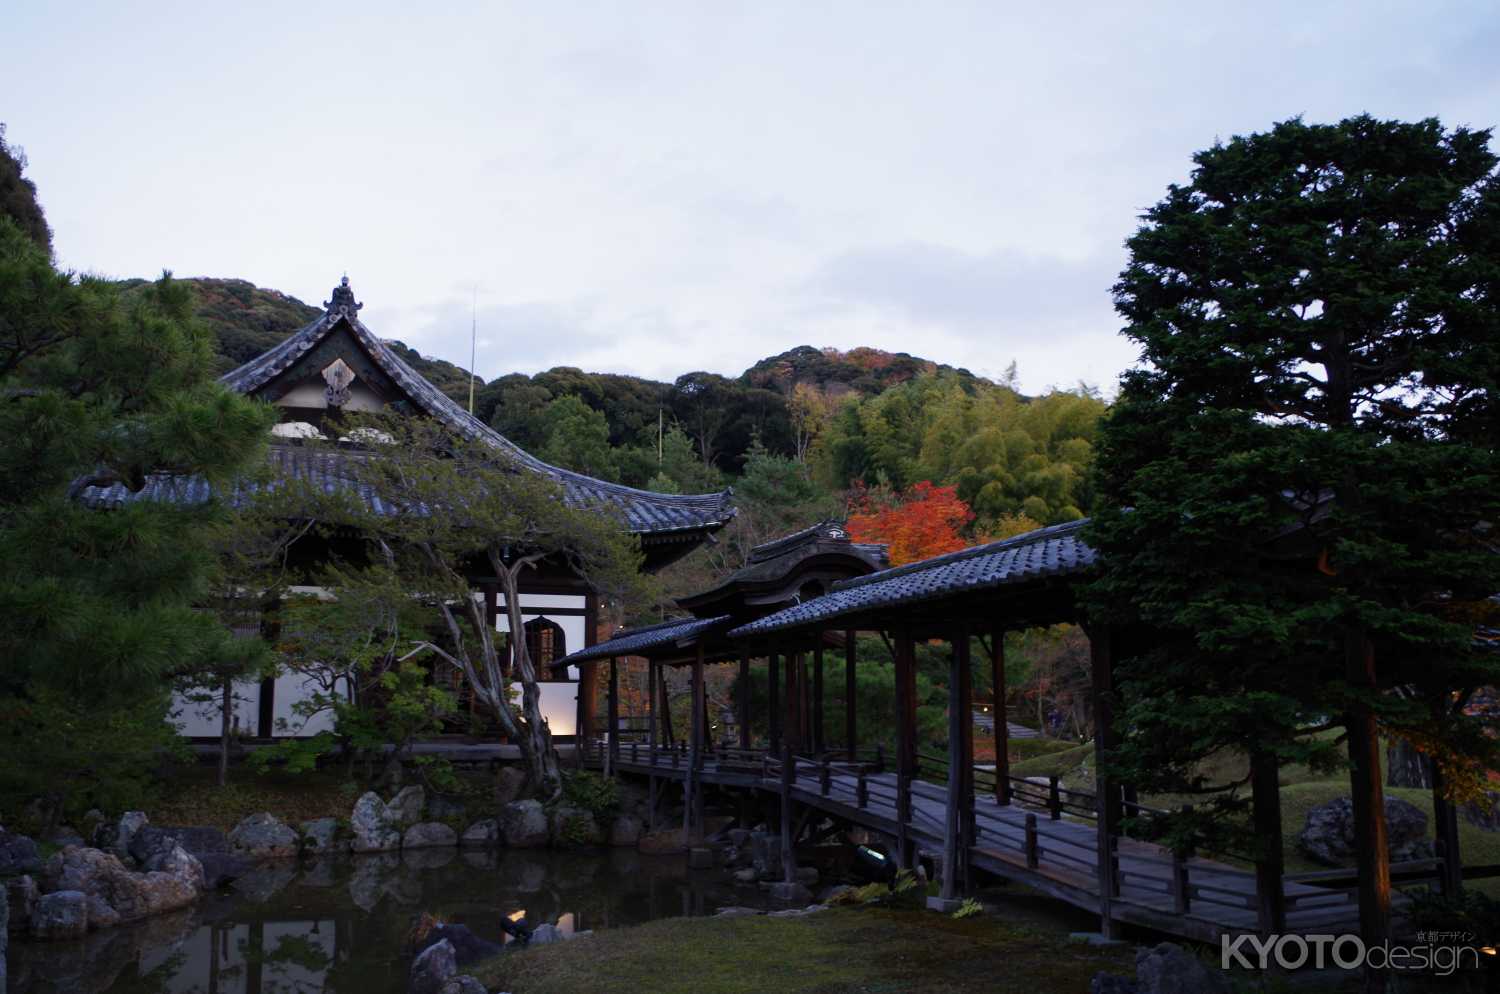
[0,125,51,257]
[1088,116,1500,972]
[0,218,274,824]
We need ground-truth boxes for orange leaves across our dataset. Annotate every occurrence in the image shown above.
[846,481,975,566]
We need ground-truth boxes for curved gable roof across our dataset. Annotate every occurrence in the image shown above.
[219,278,736,536]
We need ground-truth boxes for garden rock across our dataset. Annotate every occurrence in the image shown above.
[47,826,85,848]
[95,811,149,864]
[229,813,299,860]
[1135,942,1229,994]
[500,801,549,848]
[550,807,603,848]
[438,978,488,994]
[389,785,426,828]
[768,881,813,903]
[32,890,88,940]
[0,828,41,875]
[733,867,757,883]
[409,937,457,994]
[421,922,503,966]
[494,766,527,806]
[130,825,244,887]
[404,822,459,849]
[1297,797,1433,865]
[351,793,403,853]
[8,874,38,931]
[749,832,781,879]
[528,922,564,945]
[85,894,121,929]
[608,814,642,847]
[461,819,499,848]
[42,845,204,924]
[300,818,340,854]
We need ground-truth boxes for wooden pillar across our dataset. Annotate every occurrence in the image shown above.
[1090,625,1121,939]
[689,644,706,839]
[1432,761,1464,897]
[659,664,675,749]
[1250,747,1286,933]
[738,650,752,750]
[781,645,802,883]
[647,659,658,829]
[895,630,917,869]
[940,626,967,901]
[957,626,975,862]
[845,630,857,761]
[607,657,620,772]
[991,627,1010,804]
[813,645,825,755]
[580,590,600,738]
[573,663,587,770]
[768,652,781,755]
[795,651,809,748]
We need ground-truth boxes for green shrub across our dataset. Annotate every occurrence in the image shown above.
[559,770,620,822]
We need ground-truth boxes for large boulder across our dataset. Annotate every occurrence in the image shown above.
[528,922,564,945]
[300,818,341,855]
[460,819,499,848]
[419,923,502,966]
[42,845,204,925]
[1462,791,1500,833]
[228,813,299,860]
[750,832,782,880]
[94,811,149,864]
[0,828,42,875]
[1297,796,1433,866]
[1134,942,1229,994]
[404,823,459,849]
[608,814,643,848]
[32,890,89,941]
[501,801,549,848]
[351,793,403,853]
[550,806,604,849]
[494,766,527,806]
[409,937,457,994]
[438,978,487,994]
[129,825,246,888]
[389,785,426,828]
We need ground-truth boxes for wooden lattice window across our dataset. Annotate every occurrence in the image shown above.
[525,618,570,682]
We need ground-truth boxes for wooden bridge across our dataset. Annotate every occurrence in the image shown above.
[579,739,1444,946]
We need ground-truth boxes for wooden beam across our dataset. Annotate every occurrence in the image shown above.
[845,630,858,761]
[992,625,1010,804]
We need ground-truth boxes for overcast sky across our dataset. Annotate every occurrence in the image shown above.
[7,2,1498,394]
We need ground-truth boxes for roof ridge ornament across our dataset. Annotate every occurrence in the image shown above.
[324,275,363,319]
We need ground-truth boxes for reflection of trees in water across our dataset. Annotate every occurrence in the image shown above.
[10,849,760,994]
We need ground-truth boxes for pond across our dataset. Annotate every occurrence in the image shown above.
[9,848,773,994]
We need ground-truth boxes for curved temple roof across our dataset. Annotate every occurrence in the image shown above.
[727,518,1094,638]
[554,614,735,668]
[82,278,737,537]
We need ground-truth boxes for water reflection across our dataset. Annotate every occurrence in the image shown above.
[10,848,766,994]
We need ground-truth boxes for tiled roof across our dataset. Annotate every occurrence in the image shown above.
[727,519,1094,637]
[551,615,734,668]
[84,279,736,537]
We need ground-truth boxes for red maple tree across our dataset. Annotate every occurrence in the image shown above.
[845,481,975,566]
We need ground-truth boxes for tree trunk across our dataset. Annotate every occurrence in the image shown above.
[218,676,233,788]
[1385,736,1432,789]
[1346,629,1391,994]
[498,565,563,797]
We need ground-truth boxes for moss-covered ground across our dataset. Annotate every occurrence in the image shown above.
[467,905,1141,994]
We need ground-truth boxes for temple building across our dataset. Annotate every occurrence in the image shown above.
[80,277,736,740]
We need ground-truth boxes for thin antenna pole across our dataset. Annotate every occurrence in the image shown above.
[468,286,478,416]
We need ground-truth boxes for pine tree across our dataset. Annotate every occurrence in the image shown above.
[0,218,274,824]
[1088,116,1500,978]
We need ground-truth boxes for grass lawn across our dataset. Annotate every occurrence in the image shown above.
[467,905,1140,994]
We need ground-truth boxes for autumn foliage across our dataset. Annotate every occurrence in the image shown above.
[845,481,974,566]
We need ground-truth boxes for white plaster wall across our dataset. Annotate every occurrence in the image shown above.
[171,680,259,738]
